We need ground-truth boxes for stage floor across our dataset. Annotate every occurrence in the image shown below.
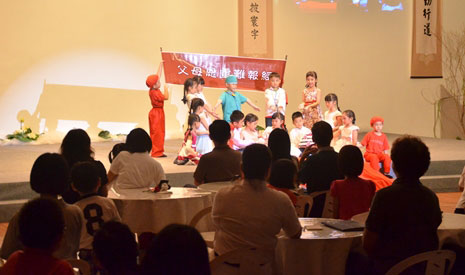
[0,133,464,184]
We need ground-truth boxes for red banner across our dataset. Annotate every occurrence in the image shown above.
[161,52,286,91]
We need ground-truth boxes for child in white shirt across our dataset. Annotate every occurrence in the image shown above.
[262,112,285,144]
[289,111,312,158]
[264,72,286,127]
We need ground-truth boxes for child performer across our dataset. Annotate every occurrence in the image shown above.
[175,114,201,165]
[240,113,265,144]
[324,93,342,130]
[192,76,219,119]
[262,112,285,144]
[330,145,375,220]
[181,78,196,108]
[229,110,252,151]
[264,72,286,127]
[146,63,170,158]
[299,71,322,129]
[289,111,312,158]
[190,98,212,155]
[214,75,260,122]
[333,109,359,152]
[361,116,391,176]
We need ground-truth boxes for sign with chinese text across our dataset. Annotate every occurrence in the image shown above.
[411,0,442,78]
[161,52,286,91]
[238,0,273,58]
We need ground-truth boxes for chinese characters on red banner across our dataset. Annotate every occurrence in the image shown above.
[162,52,286,91]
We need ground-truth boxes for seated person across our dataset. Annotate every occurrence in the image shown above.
[262,112,285,143]
[140,224,210,275]
[108,128,166,192]
[268,159,298,206]
[240,113,265,144]
[361,116,391,177]
[299,121,344,217]
[229,110,251,151]
[71,162,121,253]
[289,111,312,158]
[330,145,375,220]
[212,144,301,267]
[1,153,83,260]
[1,197,74,275]
[92,221,139,275]
[194,120,242,185]
[363,135,442,274]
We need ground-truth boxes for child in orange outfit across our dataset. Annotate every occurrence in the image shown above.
[146,63,170,158]
[361,116,391,176]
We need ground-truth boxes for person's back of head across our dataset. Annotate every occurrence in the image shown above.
[338,145,364,178]
[391,135,430,180]
[108,143,127,163]
[18,197,64,252]
[30,153,69,196]
[141,224,210,275]
[60,129,93,166]
[71,161,99,195]
[209,120,231,144]
[126,128,152,153]
[92,221,138,275]
[268,128,291,162]
[269,159,297,189]
[242,144,272,181]
[311,121,333,147]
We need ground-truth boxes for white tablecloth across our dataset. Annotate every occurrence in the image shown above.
[197,181,238,195]
[108,187,213,234]
[274,218,363,275]
[438,213,465,247]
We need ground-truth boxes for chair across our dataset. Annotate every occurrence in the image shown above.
[67,258,91,275]
[210,247,273,275]
[295,195,313,217]
[189,206,214,248]
[385,250,456,275]
[309,190,334,218]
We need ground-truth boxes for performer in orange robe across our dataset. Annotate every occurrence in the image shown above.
[146,73,169,157]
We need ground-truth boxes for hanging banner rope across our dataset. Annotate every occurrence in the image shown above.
[161,51,286,91]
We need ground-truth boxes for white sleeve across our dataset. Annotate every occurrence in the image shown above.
[278,89,286,108]
[109,153,123,174]
[233,129,254,149]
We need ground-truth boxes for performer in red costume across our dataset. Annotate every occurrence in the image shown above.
[146,63,170,158]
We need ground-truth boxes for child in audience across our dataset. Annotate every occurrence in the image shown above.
[240,113,264,144]
[175,114,201,165]
[268,159,298,206]
[264,72,286,127]
[330,145,376,220]
[0,153,83,260]
[289,111,312,157]
[323,93,342,129]
[140,224,210,275]
[108,143,126,164]
[92,221,139,275]
[214,75,260,122]
[361,116,392,176]
[192,75,219,119]
[190,98,213,155]
[299,71,322,129]
[333,109,359,152]
[230,110,252,151]
[71,162,121,253]
[1,198,74,275]
[262,112,285,143]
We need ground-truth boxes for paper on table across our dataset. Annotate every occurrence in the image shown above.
[303,224,323,231]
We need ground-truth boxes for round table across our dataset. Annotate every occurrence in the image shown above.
[197,181,239,195]
[438,213,465,247]
[274,218,363,275]
[108,187,213,234]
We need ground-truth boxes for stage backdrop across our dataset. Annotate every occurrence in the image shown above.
[161,52,286,91]
[411,0,442,78]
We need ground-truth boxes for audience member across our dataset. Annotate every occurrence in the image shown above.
[108,142,126,164]
[212,144,301,269]
[108,128,166,192]
[1,153,83,260]
[0,198,74,275]
[299,121,344,217]
[194,120,242,185]
[268,128,299,168]
[92,221,138,275]
[363,135,442,274]
[268,159,298,206]
[71,162,121,252]
[330,145,375,220]
[141,224,210,275]
[60,128,109,203]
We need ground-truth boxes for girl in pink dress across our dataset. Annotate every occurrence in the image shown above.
[299,71,323,129]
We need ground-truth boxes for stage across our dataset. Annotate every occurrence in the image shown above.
[0,133,464,223]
